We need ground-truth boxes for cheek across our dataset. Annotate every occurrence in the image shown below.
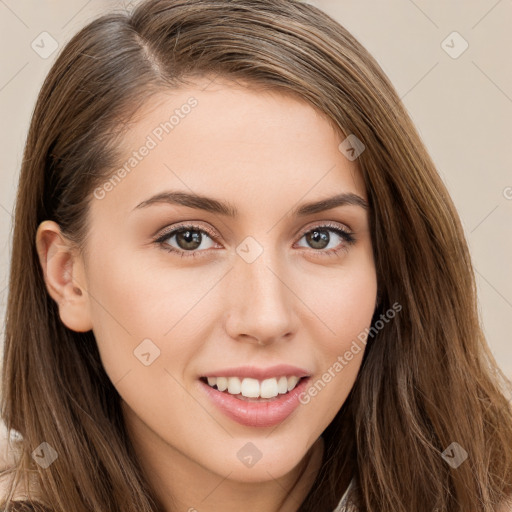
[88,254,185,330]
[85,245,222,379]
[303,254,377,345]
[296,255,376,413]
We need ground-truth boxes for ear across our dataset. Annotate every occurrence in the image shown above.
[35,220,93,333]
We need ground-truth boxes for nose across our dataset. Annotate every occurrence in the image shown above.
[224,248,298,346]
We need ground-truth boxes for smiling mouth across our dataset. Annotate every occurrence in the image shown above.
[199,376,309,402]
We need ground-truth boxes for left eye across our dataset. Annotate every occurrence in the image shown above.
[295,226,355,251]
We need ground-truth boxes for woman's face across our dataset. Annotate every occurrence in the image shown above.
[66,78,377,484]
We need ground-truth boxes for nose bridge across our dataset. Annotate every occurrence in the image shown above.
[224,238,296,343]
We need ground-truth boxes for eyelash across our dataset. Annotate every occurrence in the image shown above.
[154,222,356,259]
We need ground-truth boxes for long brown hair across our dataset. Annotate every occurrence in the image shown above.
[1,0,511,510]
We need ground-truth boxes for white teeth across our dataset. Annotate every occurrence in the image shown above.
[260,378,278,398]
[216,376,228,391]
[227,377,241,395]
[277,376,288,394]
[204,375,303,398]
[287,376,299,391]
[240,378,260,398]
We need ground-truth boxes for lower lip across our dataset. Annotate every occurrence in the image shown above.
[199,377,310,428]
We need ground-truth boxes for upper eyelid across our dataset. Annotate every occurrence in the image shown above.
[296,221,353,236]
[155,222,217,241]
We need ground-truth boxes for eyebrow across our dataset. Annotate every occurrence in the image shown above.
[132,190,369,217]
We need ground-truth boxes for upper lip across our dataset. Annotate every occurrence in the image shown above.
[201,364,311,380]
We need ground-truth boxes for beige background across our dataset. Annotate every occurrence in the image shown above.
[0,0,511,458]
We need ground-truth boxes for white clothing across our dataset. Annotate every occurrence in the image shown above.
[332,478,356,511]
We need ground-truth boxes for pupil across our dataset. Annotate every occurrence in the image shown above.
[307,229,329,249]
[177,229,202,250]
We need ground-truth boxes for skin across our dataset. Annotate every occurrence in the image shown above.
[36,76,377,512]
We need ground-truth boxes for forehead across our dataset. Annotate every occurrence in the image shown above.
[93,77,367,217]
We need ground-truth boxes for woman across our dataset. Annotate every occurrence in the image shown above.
[1,0,511,510]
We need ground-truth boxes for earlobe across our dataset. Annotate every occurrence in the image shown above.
[35,220,93,333]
